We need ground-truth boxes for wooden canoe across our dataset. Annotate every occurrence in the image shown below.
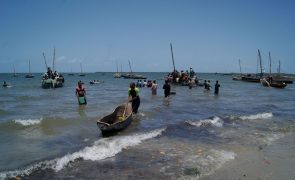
[270,81,287,88]
[97,103,132,134]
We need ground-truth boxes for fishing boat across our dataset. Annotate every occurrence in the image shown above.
[97,103,132,134]
[232,59,244,81]
[241,74,260,82]
[165,43,197,86]
[89,80,104,84]
[42,77,64,89]
[41,48,64,89]
[260,52,287,89]
[271,60,294,84]
[113,61,122,78]
[25,60,34,78]
[79,63,85,76]
[12,64,19,77]
[240,50,265,83]
[121,73,147,79]
[122,60,147,79]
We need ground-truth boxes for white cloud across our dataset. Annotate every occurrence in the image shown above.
[68,58,78,63]
[56,56,66,62]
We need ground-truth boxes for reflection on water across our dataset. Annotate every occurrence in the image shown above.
[77,105,87,118]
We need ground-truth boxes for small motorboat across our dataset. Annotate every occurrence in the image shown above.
[97,103,132,134]
[89,80,103,84]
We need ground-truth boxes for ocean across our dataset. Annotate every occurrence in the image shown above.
[0,72,295,179]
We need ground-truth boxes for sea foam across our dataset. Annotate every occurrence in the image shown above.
[239,112,273,120]
[186,116,223,128]
[13,118,43,126]
[0,128,166,178]
[177,149,236,179]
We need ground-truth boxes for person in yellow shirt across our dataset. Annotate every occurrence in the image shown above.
[128,82,140,114]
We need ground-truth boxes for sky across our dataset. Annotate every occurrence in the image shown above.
[0,0,295,73]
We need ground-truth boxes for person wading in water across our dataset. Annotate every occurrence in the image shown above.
[128,82,140,114]
[76,80,87,105]
[163,80,171,98]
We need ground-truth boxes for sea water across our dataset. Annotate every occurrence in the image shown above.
[0,72,294,179]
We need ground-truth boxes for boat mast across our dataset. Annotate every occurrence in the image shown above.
[52,47,56,72]
[43,52,48,70]
[29,60,31,74]
[268,51,272,76]
[116,61,119,73]
[278,60,281,75]
[170,43,176,73]
[258,49,263,78]
[13,64,15,75]
[80,63,83,73]
[238,59,242,74]
[128,60,133,74]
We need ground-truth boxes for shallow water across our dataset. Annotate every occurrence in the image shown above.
[0,72,294,179]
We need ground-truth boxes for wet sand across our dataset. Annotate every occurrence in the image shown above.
[201,133,295,180]
[23,133,295,180]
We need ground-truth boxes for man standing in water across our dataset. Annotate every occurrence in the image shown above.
[163,80,171,98]
[76,80,87,105]
[214,80,220,95]
[128,82,140,114]
[204,80,210,90]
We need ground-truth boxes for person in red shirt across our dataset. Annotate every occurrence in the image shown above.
[76,81,87,105]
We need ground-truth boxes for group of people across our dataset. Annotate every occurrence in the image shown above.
[166,68,196,85]
[74,77,220,115]
[203,80,220,94]
[42,67,64,82]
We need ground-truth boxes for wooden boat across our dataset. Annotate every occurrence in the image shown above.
[121,73,147,79]
[232,75,243,81]
[270,81,287,88]
[97,103,132,134]
[89,80,103,84]
[41,48,64,89]
[79,63,86,76]
[260,52,287,89]
[232,59,243,81]
[113,62,122,78]
[25,60,35,78]
[260,78,270,87]
[12,64,19,77]
[42,77,64,89]
[121,60,147,79]
[113,72,122,78]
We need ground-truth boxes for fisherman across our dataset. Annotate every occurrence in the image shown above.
[214,80,220,95]
[204,80,210,90]
[151,80,158,95]
[76,80,87,105]
[188,79,193,89]
[47,67,53,79]
[128,82,140,114]
[163,80,171,98]
[143,80,147,87]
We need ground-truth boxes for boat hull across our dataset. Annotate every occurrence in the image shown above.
[42,78,64,89]
[97,103,133,134]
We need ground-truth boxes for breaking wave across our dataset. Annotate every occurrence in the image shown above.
[186,116,223,128]
[13,118,43,126]
[0,128,166,179]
